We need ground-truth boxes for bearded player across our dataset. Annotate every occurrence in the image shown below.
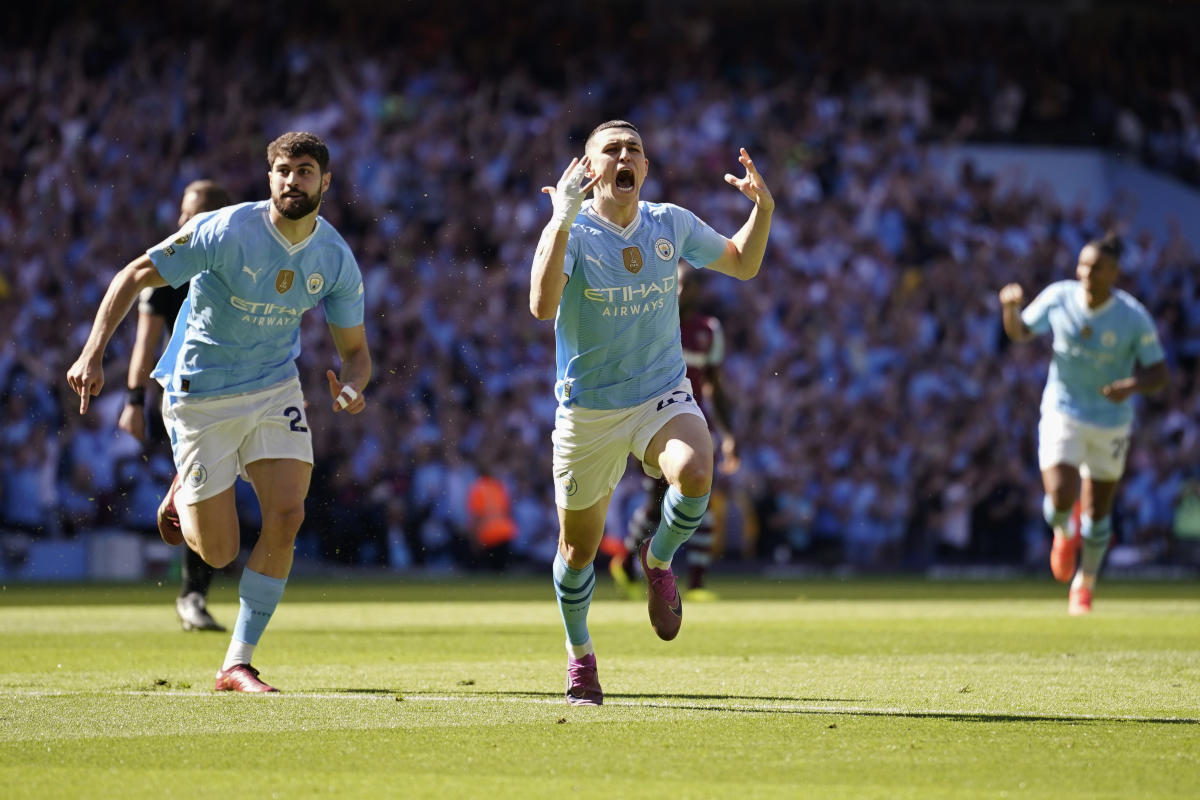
[69,132,371,691]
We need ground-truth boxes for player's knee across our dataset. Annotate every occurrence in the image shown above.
[262,503,305,536]
[558,537,597,570]
[196,539,239,569]
[674,459,713,497]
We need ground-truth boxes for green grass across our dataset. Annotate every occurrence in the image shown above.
[2,577,1198,798]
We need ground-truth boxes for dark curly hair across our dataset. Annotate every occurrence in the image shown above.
[266,132,330,173]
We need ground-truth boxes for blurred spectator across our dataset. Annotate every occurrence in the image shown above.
[466,462,516,571]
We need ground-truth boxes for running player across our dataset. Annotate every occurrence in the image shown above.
[999,233,1167,615]
[530,120,772,704]
[68,132,371,691]
[611,263,739,602]
[118,180,232,633]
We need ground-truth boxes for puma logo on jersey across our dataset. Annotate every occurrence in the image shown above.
[242,265,263,281]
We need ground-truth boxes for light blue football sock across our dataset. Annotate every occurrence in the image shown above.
[649,487,711,564]
[553,552,594,648]
[232,567,287,646]
[1042,495,1071,529]
[1079,514,1112,576]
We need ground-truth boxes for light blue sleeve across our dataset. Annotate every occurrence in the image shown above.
[145,210,221,288]
[1020,283,1060,335]
[1133,307,1166,366]
[322,249,366,328]
[677,206,730,269]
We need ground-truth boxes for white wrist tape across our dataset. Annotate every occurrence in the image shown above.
[336,385,358,409]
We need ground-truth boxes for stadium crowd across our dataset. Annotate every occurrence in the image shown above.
[2,1,1198,574]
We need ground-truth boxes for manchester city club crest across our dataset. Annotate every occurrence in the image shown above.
[306,273,325,294]
[654,238,675,260]
[558,470,578,497]
[186,461,208,489]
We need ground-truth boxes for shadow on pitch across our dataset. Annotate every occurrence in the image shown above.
[498,689,859,705]
[489,690,1200,724]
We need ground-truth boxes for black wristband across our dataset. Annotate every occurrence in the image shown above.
[126,387,146,406]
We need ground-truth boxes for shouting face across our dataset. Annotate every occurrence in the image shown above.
[585,126,648,210]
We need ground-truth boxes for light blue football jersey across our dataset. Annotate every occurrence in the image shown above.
[1021,280,1165,427]
[555,200,728,409]
[148,200,364,398]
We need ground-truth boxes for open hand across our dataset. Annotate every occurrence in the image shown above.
[724,148,774,213]
[543,156,600,230]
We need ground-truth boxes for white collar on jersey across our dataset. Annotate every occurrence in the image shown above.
[262,210,322,255]
[584,203,642,239]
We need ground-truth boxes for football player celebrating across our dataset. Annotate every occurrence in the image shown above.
[999,234,1167,615]
[530,120,772,704]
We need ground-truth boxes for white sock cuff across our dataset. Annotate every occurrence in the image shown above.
[222,639,256,672]
[566,638,594,660]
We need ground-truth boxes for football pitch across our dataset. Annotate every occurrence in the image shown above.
[2,577,1197,799]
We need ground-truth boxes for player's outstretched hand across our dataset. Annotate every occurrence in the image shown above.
[543,156,600,231]
[724,148,774,213]
[998,283,1025,307]
[327,369,365,414]
[66,355,103,414]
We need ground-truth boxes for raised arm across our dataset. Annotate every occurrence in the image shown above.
[703,148,775,281]
[66,254,169,413]
[530,157,598,320]
[998,283,1035,343]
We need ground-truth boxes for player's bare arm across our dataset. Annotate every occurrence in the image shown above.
[326,323,372,414]
[67,253,169,414]
[1100,360,1168,404]
[705,148,774,281]
[998,283,1034,342]
[530,156,599,319]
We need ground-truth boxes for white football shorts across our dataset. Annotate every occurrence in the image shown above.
[161,378,313,504]
[551,379,706,510]
[1038,409,1132,483]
